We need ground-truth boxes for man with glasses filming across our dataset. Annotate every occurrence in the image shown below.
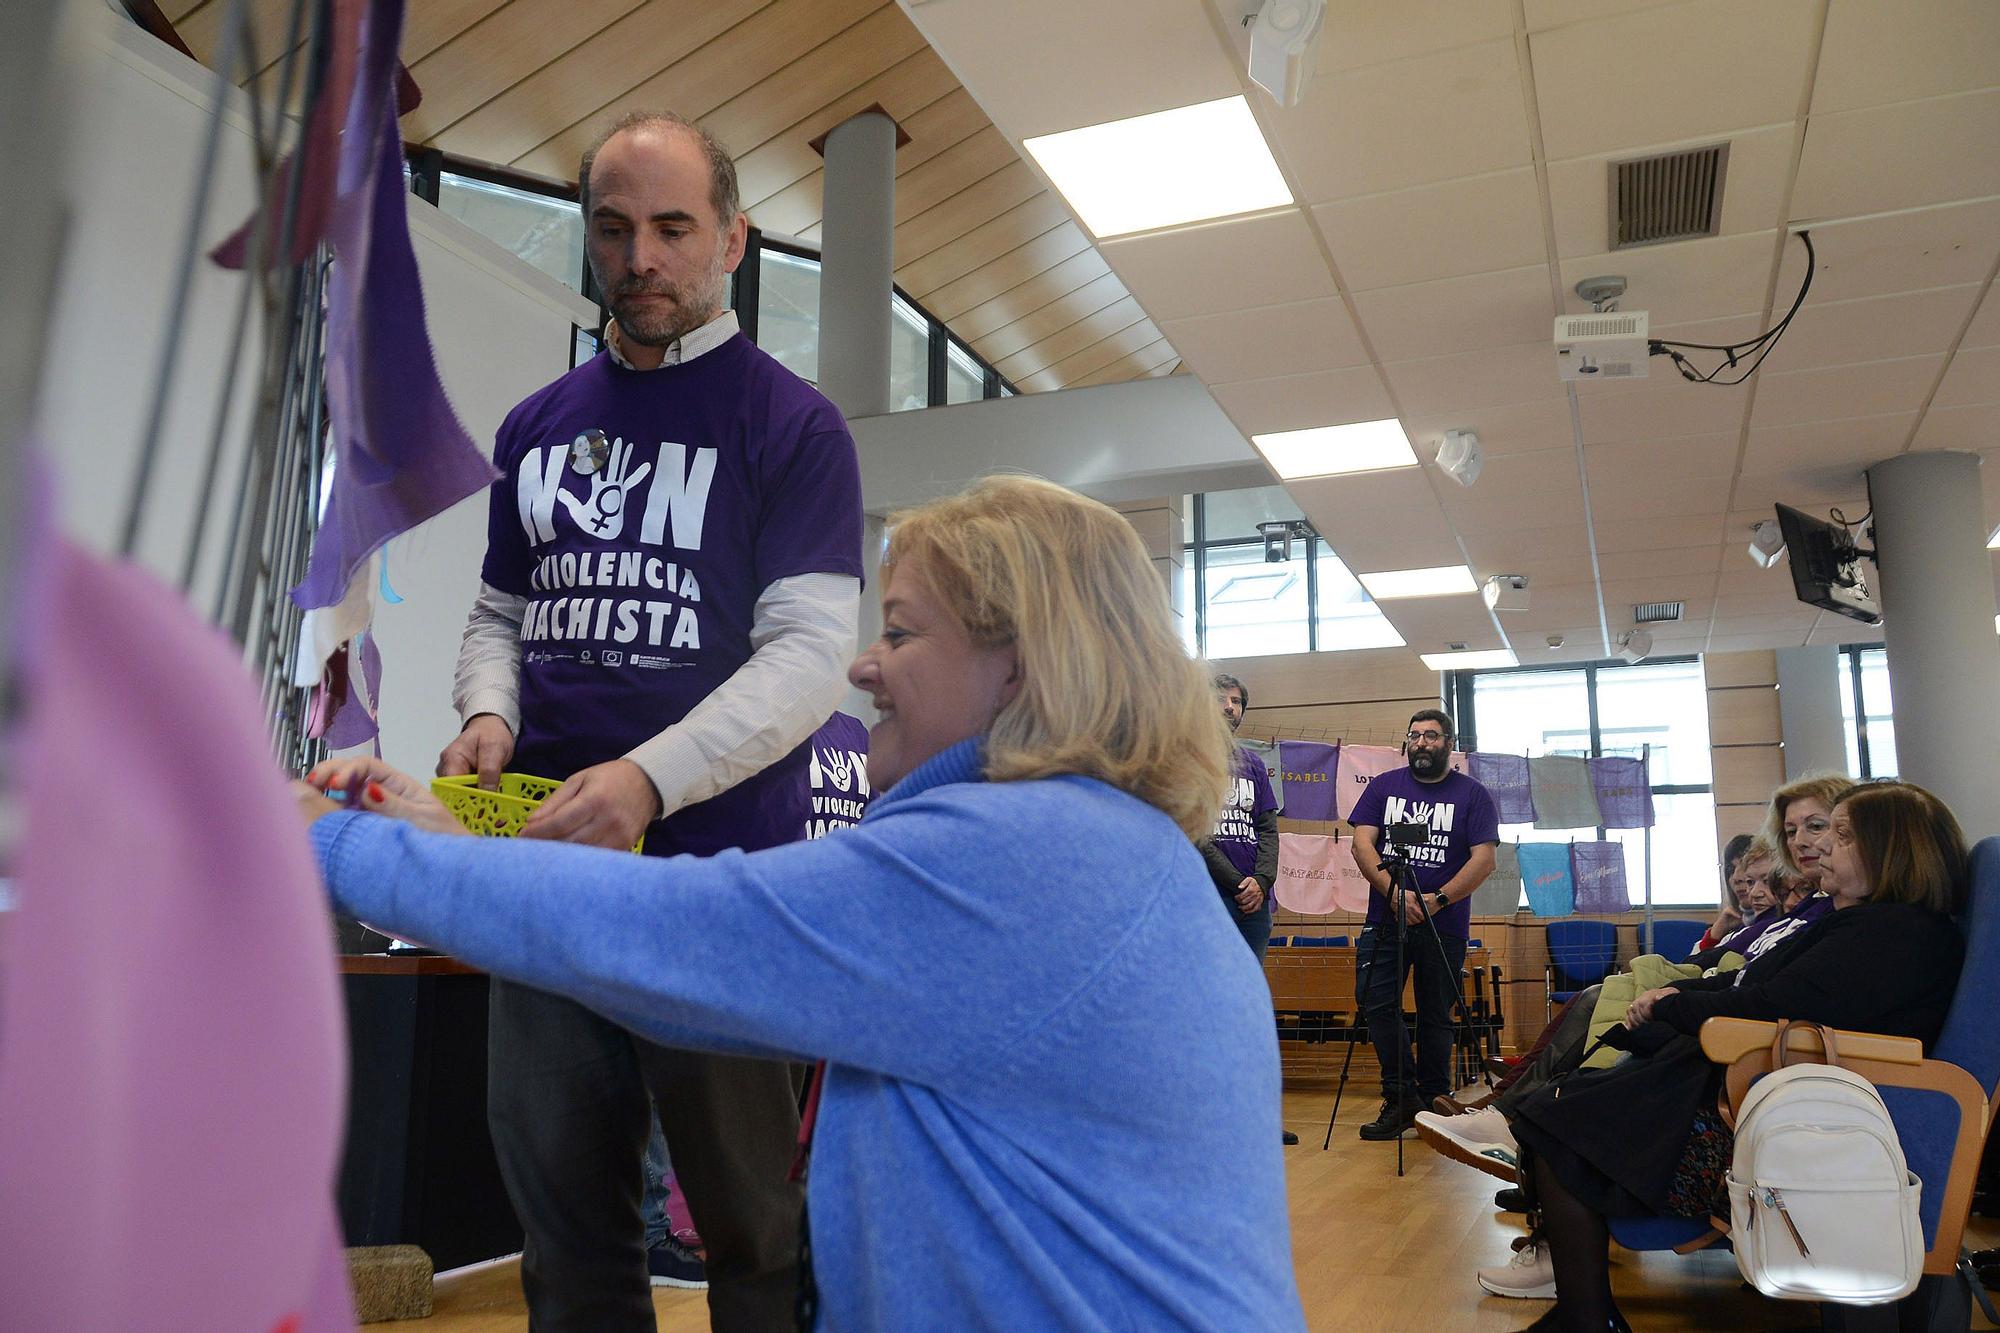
[1348,710,1499,1140]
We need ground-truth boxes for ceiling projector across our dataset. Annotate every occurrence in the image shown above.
[1554,310,1650,381]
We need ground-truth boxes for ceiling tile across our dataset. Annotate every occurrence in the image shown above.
[1209,365,1396,436]
[1574,375,1754,445]
[1158,297,1369,384]
[1933,345,2000,408]
[1811,1,2000,115]
[1460,522,1592,564]
[1912,403,2000,451]
[1751,354,1946,427]
[1586,432,1740,481]
[1742,413,1917,472]
[1792,90,2000,220]
[1773,198,2000,306]
[1314,169,1546,291]
[1715,567,1804,600]
[1288,467,1442,516]
[1964,288,2000,350]
[1379,595,1506,653]
[1591,513,1725,552]
[1529,0,1818,160]
[1546,124,1795,259]
[1265,39,1531,202]
[1598,575,1717,609]
[1446,480,1586,533]
[1590,473,1732,519]
[1559,230,1781,324]
[1595,544,1722,581]
[1098,209,1335,322]
[1729,470,1870,513]
[1312,0,1518,72]
[1400,397,1577,461]
[1763,285,1985,370]
[1352,265,1555,362]
[1323,523,1468,574]
[1443,447,1582,502]
[1381,341,1570,418]
[1804,620,1885,647]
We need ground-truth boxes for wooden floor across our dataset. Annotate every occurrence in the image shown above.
[400,1085,2000,1332]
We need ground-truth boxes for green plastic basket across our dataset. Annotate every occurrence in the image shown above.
[430,772,645,852]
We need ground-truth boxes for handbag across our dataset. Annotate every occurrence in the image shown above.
[1724,1021,1923,1304]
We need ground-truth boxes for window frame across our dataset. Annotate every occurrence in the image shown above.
[1840,643,1896,780]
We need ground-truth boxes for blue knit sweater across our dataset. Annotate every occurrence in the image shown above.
[311,740,1303,1330]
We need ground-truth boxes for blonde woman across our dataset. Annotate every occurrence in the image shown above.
[296,476,1305,1331]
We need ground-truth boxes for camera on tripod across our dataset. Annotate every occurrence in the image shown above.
[1378,820,1431,860]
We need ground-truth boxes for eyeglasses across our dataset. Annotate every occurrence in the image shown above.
[1406,730,1448,744]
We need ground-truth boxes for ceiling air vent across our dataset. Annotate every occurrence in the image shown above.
[1633,602,1684,624]
[1609,143,1729,249]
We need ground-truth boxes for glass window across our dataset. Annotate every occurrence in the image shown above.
[1603,791,1722,908]
[945,340,984,404]
[1177,558,1198,655]
[1593,658,1712,786]
[1312,539,1405,651]
[1470,668,1591,758]
[437,171,583,291]
[756,249,821,385]
[1202,542,1309,658]
[1839,645,1898,779]
[889,296,931,412]
[572,325,600,370]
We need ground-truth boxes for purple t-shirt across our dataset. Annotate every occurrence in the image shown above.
[805,712,870,840]
[1348,767,1500,939]
[1210,746,1278,880]
[481,335,863,857]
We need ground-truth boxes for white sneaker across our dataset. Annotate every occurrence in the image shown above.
[1414,1107,1519,1181]
[1478,1237,1556,1299]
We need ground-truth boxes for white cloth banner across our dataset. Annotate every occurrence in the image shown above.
[1275,833,1372,914]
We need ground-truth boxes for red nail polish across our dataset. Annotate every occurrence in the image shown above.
[366,782,386,803]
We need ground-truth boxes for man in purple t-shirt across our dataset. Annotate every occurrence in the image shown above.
[1198,674,1280,959]
[1347,708,1499,1141]
[438,111,862,1330]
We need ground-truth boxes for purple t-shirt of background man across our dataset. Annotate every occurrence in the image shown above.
[481,334,863,858]
[805,712,870,840]
[1348,766,1500,939]
[1211,746,1278,880]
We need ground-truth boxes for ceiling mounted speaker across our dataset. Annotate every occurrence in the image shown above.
[1616,629,1654,664]
[1437,429,1483,487]
[1247,0,1326,107]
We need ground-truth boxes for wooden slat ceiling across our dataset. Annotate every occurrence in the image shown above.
[165,0,1182,395]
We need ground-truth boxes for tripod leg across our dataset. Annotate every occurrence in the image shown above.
[1325,1024,1358,1150]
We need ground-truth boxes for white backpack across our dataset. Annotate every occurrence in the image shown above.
[1726,1023,1924,1305]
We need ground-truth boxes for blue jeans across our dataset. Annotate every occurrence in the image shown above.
[1232,897,1274,960]
[1355,923,1467,1103]
[641,1113,673,1249]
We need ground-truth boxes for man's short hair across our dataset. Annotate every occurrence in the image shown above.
[578,111,741,228]
[1407,707,1454,740]
[1213,673,1249,711]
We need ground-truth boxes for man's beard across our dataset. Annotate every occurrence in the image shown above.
[601,252,728,349]
[1408,747,1447,778]
[1225,712,1240,732]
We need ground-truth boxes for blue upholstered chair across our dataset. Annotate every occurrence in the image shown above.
[1544,919,1619,1021]
[1647,917,1709,961]
[1606,835,2000,1327]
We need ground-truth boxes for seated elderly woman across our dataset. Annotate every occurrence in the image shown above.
[295,476,1306,1329]
[1507,781,1967,1332]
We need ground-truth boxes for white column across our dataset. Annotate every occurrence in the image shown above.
[815,110,898,421]
[1865,450,2000,832]
[1774,647,1848,779]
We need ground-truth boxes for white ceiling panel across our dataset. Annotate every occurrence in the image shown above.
[1380,594,1507,653]
[1265,38,1531,203]
[1208,364,1396,436]
[1589,512,1726,553]
[1523,0,1686,33]
[1314,169,1547,292]
[1804,620,1885,647]
[1529,0,1818,161]
[1811,1,2000,115]
[1586,433,1740,482]
[1791,90,2000,220]
[1742,412,1918,472]
[1729,470,1870,513]
[1442,446,1582,503]
[1399,396,1576,462]
[1714,567,1808,600]
[1446,480,1587,533]
[1773,199,2000,306]
[1573,376,1754,446]
[1964,288,2000,350]
[1595,544,1722,582]
[1546,124,1794,260]
[1288,466,1443,516]
[1158,297,1369,385]
[1324,523,1468,574]
[1381,341,1569,418]
[1098,209,1336,322]
[1751,353,1946,427]
[1460,522,1593,565]
[1351,265,1555,362]
[1590,473,1733,520]
[1765,285,1985,370]
[1559,230,1781,323]
[1598,575,1716,610]
[1312,0,1517,72]
[1933,344,2000,408]
[1911,403,2000,452]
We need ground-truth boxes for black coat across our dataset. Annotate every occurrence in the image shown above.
[1511,901,1962,1215]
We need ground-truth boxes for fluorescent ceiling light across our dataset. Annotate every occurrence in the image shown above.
[1420,649,1519,671]
[1358,565,1479,600]
[1988,523,2000,550]
[1023,96,1292,239]
[1251,419,1417,480]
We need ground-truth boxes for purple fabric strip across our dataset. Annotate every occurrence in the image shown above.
[1570,840,1632,914]
[1588,755,1656,829]
[1275,740,1340,821]
[292,0,495,610]
[322,631,383,749]
[1466,751,1535,824]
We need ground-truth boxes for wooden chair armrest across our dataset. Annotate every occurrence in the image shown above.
[1697,1016,1924,1068]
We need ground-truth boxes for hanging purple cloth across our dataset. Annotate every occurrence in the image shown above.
[1467,751,1535,824]
[0,540,352,1330]
[1589,755,1656,829]
[320,630,384,750]
[1570,841,1632,914]
[1275,740,1340,821]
